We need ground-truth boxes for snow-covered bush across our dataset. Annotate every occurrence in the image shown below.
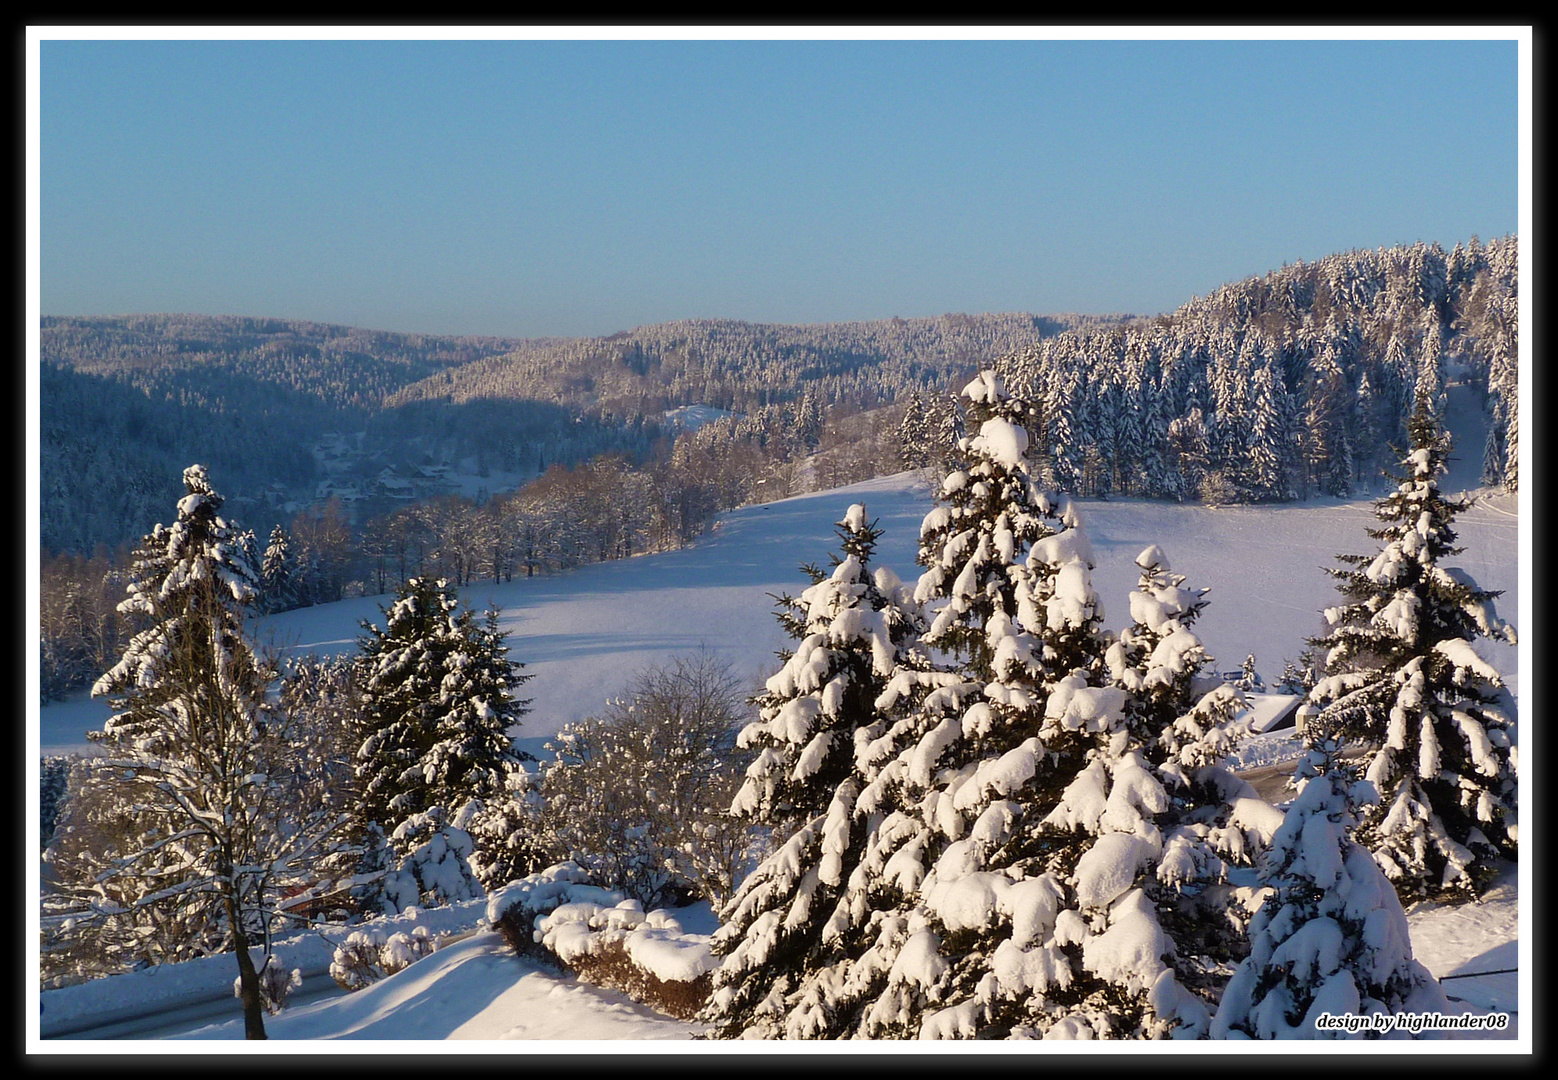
[537,899,717,1020]
[540,653,757,909]
[328,925,437,992]
[237,960,303,1014]
[380,927,436,975]
[330,930,387,991]
[375,807,484,914]
[488,861,714,1014]
[458,764,557,892]
[486,861,626,964]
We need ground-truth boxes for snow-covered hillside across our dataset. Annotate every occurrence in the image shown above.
[38,469,1520,756]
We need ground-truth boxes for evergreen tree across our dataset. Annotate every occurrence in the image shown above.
[1305,406,1518,900]
[355,577,532,894]
[712,372,1270,1040]
[897,391,933,470]
[68,465,348,1039]
[913,370,1059,674]
[701,503,925,1038]
[1243,360,1290,501]
[261,524,293,614]
[928,388,966,479]
[1211,738,1450,1039]
[1413,312,1447,422]
[1235,654,1264,693]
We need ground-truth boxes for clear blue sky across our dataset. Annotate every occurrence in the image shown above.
[39,36,1519,339]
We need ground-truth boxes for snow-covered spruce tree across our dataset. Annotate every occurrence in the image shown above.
[699,503,925,1038]
[459,758,555,892]
[850,532,1267,1039]
[1211,738,1450,1039]
[753,370,1073,1038]
[354,578,532,908]
[695,370,1066,1038]
[68,465,350,1039]
[260,524,293,614]
[751,371,1275,1041]
[1101,546,1277,1029]
[1235,654,1264,693]
[897,391,933,470]
[1306,405,1518,901]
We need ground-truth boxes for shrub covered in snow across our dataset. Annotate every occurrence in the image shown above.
[540,653,757,910]
[487,861,627,964]
[537,898,716,1019]
[381,927,437,975]
[329,929,387,991]
[328,925,437,991]
[375,807,485,914]
[457,763,557,892]
[237,959,303,1014]
[488,861,715,1017]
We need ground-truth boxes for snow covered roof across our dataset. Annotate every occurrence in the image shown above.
[1236,692,1302,734]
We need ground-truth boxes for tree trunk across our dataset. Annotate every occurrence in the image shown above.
[227,893,268,1040]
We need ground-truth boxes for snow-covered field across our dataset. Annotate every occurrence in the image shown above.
[38,474,1520,756]
[33,419,1527,1048]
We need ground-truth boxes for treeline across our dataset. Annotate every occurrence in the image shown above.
[40,310,1102,555]
[39,236,1519,702]
[385,310,1120,421]
[978,235,1518,502]
[39,316,524,554]
[38,394,908,701]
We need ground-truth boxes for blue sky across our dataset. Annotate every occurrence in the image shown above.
[39,35,1520,339]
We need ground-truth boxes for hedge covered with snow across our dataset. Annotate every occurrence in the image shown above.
[488,862,716,1018]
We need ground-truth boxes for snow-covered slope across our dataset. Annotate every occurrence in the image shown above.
[39,467,1518,754]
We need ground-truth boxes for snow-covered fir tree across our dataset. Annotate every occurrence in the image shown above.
[354,577,532,905]
[846,479,1262,1038]
[1235,654,1264,693]
[1413,312,1447,422]
[897,391,933,470]
[700,503,925,1038]
[704,371,1277,1040]
[458,759,553,892]
[1211,737,1451,1039]
[69,465,349,1038]
[1305,405,1518,900]
[261,524,293,614]
[698,370,1079,1038]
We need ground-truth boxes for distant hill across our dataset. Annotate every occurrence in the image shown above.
[39,310,1115,552]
